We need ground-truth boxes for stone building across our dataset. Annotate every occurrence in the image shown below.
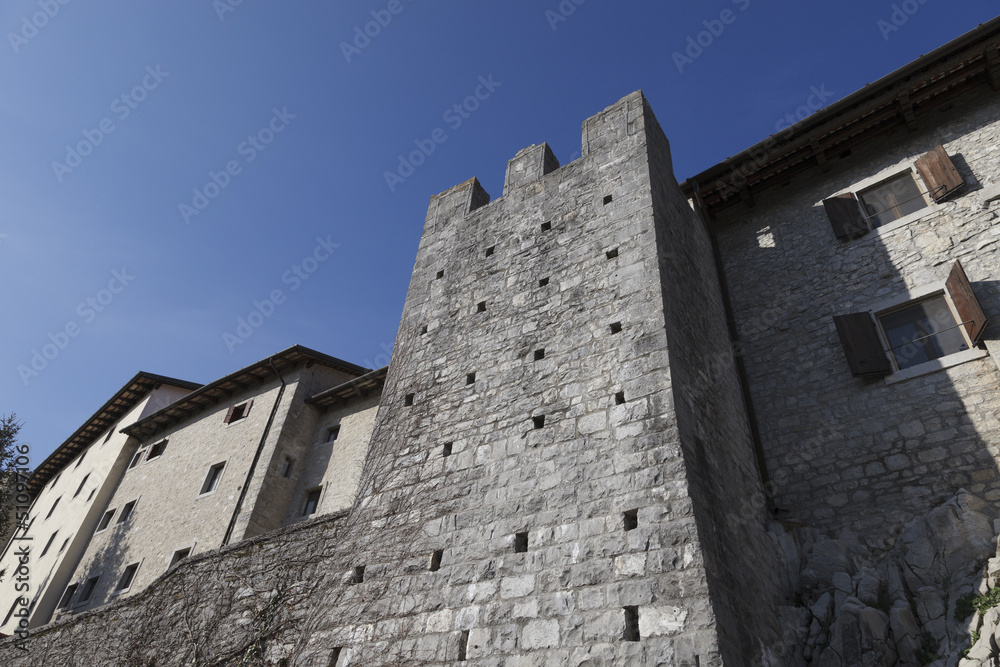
[1,17,1000,667]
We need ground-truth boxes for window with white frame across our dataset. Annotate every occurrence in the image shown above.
[823,144,965,240]
[200,462,226,495]
[834,261,988,377]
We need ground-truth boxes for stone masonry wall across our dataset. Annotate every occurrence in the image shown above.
[714,86,1000,540]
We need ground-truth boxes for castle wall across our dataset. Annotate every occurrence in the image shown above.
[714,86,1000,538]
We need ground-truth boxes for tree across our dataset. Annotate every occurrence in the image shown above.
[0,413,25,543]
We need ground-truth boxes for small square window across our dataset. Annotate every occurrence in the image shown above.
[624,509,638,531]
[540,222,552,232]
[534,348,545,361]
[326,425,341,442]
[539,277,550,287]
[225,401,252,424]
[117,500,137,524]
[878,295,969,370]
[302,488,321,517]
[41,531,58,557]
[420,324,428,335]
[442,442,453,457]
[79,576,100,603]
[532,415,545,429]
[59,583,79,608]
[146,440,167,461]
[281,457,295,478]
[201,463,226,495]
[858,172,928,229]
[485,246,495,257]
[115,563,139,592]
[610,322,623,334]
[603,194,614,205]
[351,565,365,584]
[606,247,619,260]
[73,474,90,498]
[514,532,528,553]
[96,509,114,533]
[466,372,476,385]
[615,391,626,405]
[128,448,146,470]
[436,270,445,280]
[477,301,487,313]
[429,549,443,572]
[404,393,415,406]
[169,548,191,568]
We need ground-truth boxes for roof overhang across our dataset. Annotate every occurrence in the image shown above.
[26,372,201,496]
[121,345,370,441]
[681,17,1000,218]
[306,366,388,410]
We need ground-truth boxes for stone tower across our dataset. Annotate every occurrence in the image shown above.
[359,91,787,665]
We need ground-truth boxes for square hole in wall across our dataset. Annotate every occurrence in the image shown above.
[466,372,476,385]
[429,549,443,572]
[169,548,191,568]
[610,322,622,334]
[624,509,638,531]
[419,324,428,335]
[540,221,551,232]
[539,277,549,287]
[405,393,415,406]
[485,246,495,257]
[436,270,445,280]
[281,457,295,478]
[442,442,453,457]
[534,348,545,361]
[458,630,469,662]
[624,606,640,641]
[532,415,545,429]
[615,391,626,405]
[477,301,487,313]
[603,194,614,205]
[514,532,528,553]
[352,565,366,584]
[606,247,619,260]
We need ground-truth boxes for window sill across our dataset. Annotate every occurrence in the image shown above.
[884,348,988,385]
[865,203,941,240]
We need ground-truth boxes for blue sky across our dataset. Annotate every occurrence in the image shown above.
[3,0,997,466]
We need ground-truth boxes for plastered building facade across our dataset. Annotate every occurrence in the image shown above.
[1,18,1000,667]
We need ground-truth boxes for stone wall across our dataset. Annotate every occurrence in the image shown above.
[714,86,1000,539]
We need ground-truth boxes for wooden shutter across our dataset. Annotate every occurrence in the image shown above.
[833,312,892,376]
[224,405,235,423]
[914,144,964,201]
[823,194,868,240]
[945,260,988,344]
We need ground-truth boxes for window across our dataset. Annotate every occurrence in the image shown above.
[302,488,321,517]
[115,563,139,592]
[59,583,79,608]
[79,576,100,603]
[169,548,191,568]
[224,400,253,424]
[103,428,114,444]
[74,450,87,468]
[281,457,295,478]
[41,531,58,557]
[325,425,341,443]
[73,474,90,498]
[834,261,987,377]
[59,537,70,554]
[46,497,61,519]
[117,500,137,524]
[200,463,226,495]
[823,144,964,239]
[128,448,146,470]
[146,440,167,461]
[96,509,115,533]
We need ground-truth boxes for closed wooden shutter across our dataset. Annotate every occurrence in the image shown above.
[945,260,988,344]
[914,144,964,201]
[833,312,892,376]
[823,194,868,240]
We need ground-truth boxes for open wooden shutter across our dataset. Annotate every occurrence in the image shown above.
[245,399,253,416]
[224,405,235,423]
[833,312,892,376]
[914,144,964,201]
[823,194,868,240]
[945,260,988,344]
